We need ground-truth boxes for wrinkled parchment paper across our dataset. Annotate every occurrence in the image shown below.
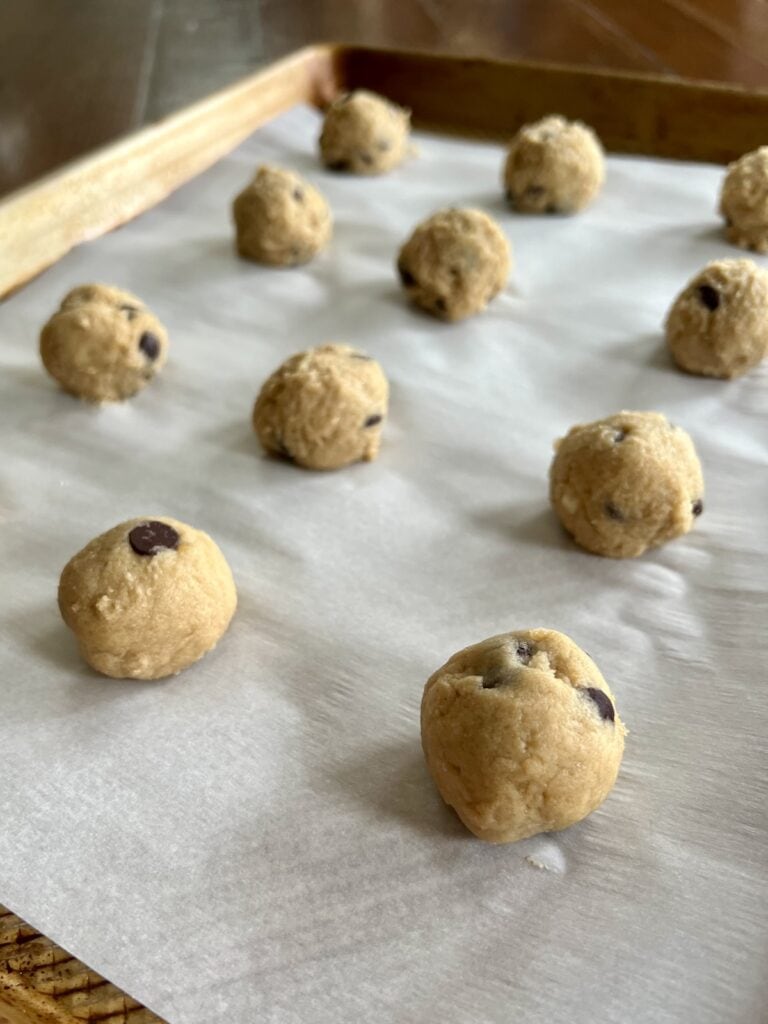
[1,105,767,1024]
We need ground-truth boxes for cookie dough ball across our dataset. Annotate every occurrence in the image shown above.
[59,517,237,680]
[550,411,704,559]
[421,629,626,844]
[253,343,388,470]
[719,147,768,253]
[39,284,168,403]
[319,90,410,175]
[665,259,768,378]
[503,115,604,214]
[397,208,510,321]
[233,164,332,266]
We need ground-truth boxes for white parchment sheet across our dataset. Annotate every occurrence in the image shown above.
[1,105,767,1024]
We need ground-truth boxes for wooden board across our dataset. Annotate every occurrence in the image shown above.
[0,906,164,1023]
[2,42,767,1023]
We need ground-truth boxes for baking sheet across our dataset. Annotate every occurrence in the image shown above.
[1,104,767,1024]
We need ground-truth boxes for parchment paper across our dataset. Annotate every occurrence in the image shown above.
[1,105,767,1024]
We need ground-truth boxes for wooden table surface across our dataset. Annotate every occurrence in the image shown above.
[1,0,768,198]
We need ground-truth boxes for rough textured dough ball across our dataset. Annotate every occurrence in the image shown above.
[39,284,168,403]
[421,629,626,844]
[719,147,768,253]
[503,115,605,214]
[59,517,237,680]
[397,208,511,321]
[233,164,332,266]
[665,259,768,378]
[550,411,704,559]
[319,90,410,175]
[253,343,388,470]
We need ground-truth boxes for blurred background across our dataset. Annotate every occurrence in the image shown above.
[1,0,767,197]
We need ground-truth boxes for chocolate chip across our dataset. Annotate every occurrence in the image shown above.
[360,153,373,165]
[583,687,615,722]
[274,438,293,461]
[327,159,350,172]
[724,215,732,228]
[481,673,502,690]
[515,640,533,664]
[434,297,447,314]
[482,640,534,689]
[545,204,560,214]
[120,304,140,320]
[398,262,416,287]
[139,332,160,361]
[364,414,383,428]
[698,283,720,311]
[692,498,704,516]
[605,502,623,521]
[614,430,626,443]
[377,139,391,152]
[128,520,179,556]
[293,187,304,202]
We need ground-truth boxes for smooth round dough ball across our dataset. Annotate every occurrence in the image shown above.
[397,208,511,321]
[253,343,388,470]
[665,259,768,378]
[503,114,605,214]
[59,517,236,680]
[719,147,768,253]
[319,90,410,175]
[233,164,332,266]
[421,629,626,844]
[40,284,168,403]
[550,411,704,559]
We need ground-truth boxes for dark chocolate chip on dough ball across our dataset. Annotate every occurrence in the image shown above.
[503,114,604,214]
[397,208,511,322]
[58,517,237,679]
[665,259,768,378]
[253,344,389,470]
[233,164,332,266]
[550,411,704,558]
[421,629,626,843]
[320,90,410,175]
[40,284,168,402]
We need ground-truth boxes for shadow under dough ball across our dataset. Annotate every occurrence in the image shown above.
[319,89,410,175]
[665,258,768,378]
[549,411,704,558]
[58,517,237,680]
[503,114,605,214]
[421,628,627,844]
[39,283,168,402]
[719,146,768,253]
[252,343,389,470]
[233,164,332,266]
[397,208,511,321]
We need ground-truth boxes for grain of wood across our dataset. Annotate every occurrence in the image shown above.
[0,907,165,1024]
[577,0,768,85]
